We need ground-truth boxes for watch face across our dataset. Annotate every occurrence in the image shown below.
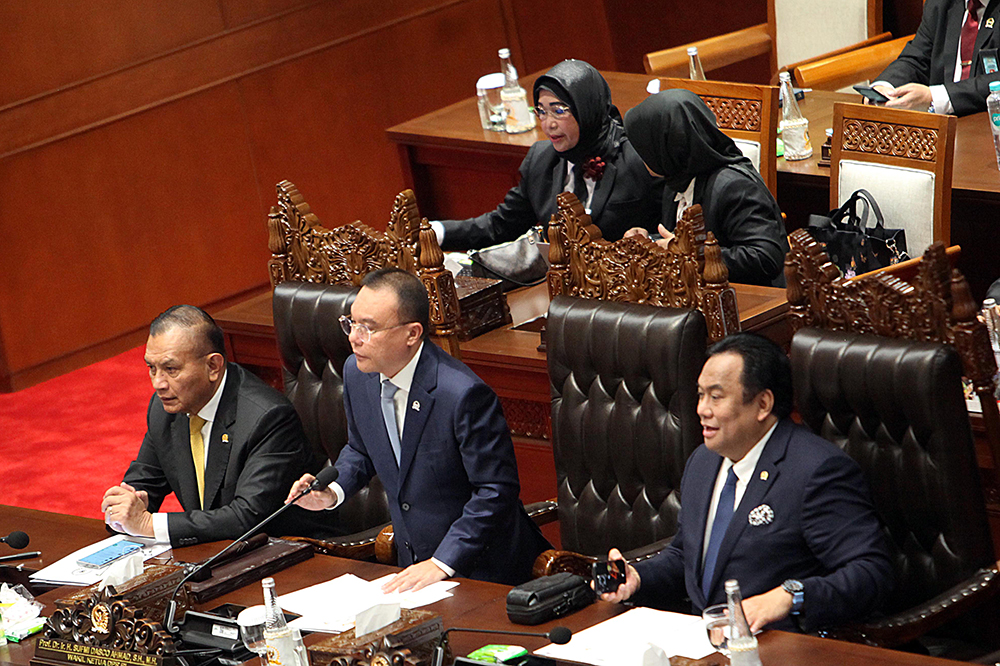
[783,579,804,593]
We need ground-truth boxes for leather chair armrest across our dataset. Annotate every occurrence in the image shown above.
[280,523,388,561]
[817,565,1000,648]
[525,499,558,527]
[620,537,674,565]
[375,524,396,565]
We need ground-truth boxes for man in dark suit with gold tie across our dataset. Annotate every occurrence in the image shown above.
[101,305,309,546]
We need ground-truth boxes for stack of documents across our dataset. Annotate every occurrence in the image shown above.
[29,536,170,587]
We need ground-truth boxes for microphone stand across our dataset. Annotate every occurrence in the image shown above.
[163,470,338,633]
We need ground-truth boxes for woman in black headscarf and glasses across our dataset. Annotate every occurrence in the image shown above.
[623,89,789,287]
[434,59,661,250]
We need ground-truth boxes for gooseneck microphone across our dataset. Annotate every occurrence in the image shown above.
[163,466,340,632]
[1,531,29,549]
[431,625,572,666]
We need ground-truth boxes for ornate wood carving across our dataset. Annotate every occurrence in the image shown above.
[498,396,551,440]
[785,228,1000,475]
[547,192,739,341]
[309,609,441,666]
[701,96,762,131]
[266,181,467,342]
[841,119,939,162]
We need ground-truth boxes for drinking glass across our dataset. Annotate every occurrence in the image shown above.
[237,605,269,664]
[702,603,730,656]
[476,73,507,131]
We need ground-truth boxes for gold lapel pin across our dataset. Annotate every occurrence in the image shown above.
[412,401,420,411]
[986,17,995,28]
[222,434,229,443]
[760,470,769,481]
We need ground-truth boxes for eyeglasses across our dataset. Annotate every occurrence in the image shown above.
[338,315,415,343]
[534,103,573,120]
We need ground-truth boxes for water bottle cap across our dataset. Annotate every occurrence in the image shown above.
[687,47,699,56]
[498,48,511,59]
[990,81,1000,92]
[779,71,791,82]
[262,577,275,587]
[724,579,740,592]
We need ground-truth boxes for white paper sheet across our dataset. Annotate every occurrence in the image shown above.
[535,607,715,665]
[29,535,169,587]
[279,572,458,634]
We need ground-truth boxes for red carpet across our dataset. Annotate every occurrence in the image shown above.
[0,346,182,519]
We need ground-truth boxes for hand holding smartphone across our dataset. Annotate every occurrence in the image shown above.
[853,84,890,105]
[592,559,626,595]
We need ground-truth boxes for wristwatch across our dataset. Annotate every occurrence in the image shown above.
[782,579,805,615]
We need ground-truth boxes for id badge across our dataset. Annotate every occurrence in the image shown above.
[982,48,999,75]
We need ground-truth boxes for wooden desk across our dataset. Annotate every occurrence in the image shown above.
[387,70,1000,300]
[1,506,976,666]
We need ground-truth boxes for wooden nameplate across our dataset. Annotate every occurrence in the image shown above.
[308,609,443,666]
[185,537,313,603]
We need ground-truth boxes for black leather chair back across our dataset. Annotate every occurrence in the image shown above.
[547,295,707,557]
[273,281,390,535]
[791,328,995,613]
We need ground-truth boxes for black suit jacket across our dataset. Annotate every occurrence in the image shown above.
[662,163,788,287]
[440,138,662,250]
[878,0,1000,116]
[632,419,893,632]
[335,342,550,585]
[124,363,310,546]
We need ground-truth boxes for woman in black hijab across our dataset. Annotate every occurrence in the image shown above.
[436,59,661,250]
[624,89,788,286]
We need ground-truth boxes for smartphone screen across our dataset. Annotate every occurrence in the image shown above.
[77,540,144,568]
[853,85,890,104]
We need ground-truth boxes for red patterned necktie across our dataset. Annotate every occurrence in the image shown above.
[960,0,981,80]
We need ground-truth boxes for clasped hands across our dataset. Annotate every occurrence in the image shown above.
[285,473,448,594]
[101,482,154,538]
[624,224,675,247]
[595,549,793,633]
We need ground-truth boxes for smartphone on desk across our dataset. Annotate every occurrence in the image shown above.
[853,84,890,104]
[77,540,144,569]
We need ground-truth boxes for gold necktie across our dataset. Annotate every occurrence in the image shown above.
[189,414,207,509]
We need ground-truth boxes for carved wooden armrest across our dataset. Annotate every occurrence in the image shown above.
[817,565,1000,648]
[525,499,558,527]
[532,550,599,579]
[280,524,387,561]
[643,25,771,77]
[374,524,396,565]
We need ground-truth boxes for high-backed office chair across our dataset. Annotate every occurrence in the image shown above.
[658,78,779,196]
[794,34,912,90]
[830,102,956,261]
[643,0,889,84]
[272,281,392,559]
[532,295,707,577]
[791,328,1000,650]
[547,192,739,342]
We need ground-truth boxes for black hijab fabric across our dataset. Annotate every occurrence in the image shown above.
[624,89,750,192]
[532,59,624,165]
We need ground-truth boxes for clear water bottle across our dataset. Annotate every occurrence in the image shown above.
[499,48,536,134]
[262,577,301,666]
[688,47,707,81]
[988,81,1000,170]
[779,72,812,161]
[725,579,763,666]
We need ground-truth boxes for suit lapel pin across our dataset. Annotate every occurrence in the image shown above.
[748,504,774,526]
[222,434,229,443]
[412,401,420,411]
[760,470,769,481]
[987,17,995,28]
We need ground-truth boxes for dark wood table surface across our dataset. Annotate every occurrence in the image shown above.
[0,505,976,666]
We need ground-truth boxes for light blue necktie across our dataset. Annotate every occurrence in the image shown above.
[701,466,738,597]
[380,379,402,466]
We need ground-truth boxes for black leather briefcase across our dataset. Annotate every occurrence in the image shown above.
[505,572,595,625]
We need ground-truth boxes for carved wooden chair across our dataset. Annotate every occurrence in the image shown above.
[658,78,779,196]
[830,102,956,266]
[785,228,1000,650]
[546,192,739,342]
[643,0,890,85]
[267,180,511,357]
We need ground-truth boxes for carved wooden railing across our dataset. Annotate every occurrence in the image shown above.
[266,180,462,354]
[546,191,739,341]
[785,228,1000,477]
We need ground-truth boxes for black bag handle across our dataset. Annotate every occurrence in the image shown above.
[836,189,885,232]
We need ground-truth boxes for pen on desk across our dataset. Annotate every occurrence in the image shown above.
[0,550,41,563]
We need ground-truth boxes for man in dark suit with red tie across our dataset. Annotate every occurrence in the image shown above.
[873,0,1000,115]
[598,334,893,633]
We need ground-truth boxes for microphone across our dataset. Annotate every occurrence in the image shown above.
[163,466,339,632]
[1,531,29,549]
[431,625,571,666]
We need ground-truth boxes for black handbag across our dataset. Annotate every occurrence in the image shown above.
[806,189,909,278]
[505,572,595,625]
[469,228,548,292]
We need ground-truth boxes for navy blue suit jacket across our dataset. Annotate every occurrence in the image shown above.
[633,419,893,632]
[878,0,1000,116]
[334,342,550,584]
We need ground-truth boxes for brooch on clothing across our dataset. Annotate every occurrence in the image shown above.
[582,156,607,181]
[411,401,421,411]
[748,504,774,526]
